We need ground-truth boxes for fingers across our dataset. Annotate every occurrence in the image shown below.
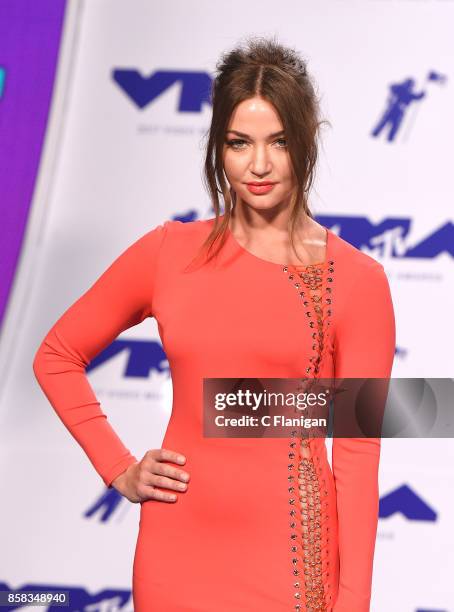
[147,448,190,483]
[142,472,188,493]
[137,448,190,503]
[137,483,179,503]
[151,462,190,484]
[154,448,186,465]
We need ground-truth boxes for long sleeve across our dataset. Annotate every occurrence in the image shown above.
[32,221,168,488]
[332,261,396,611]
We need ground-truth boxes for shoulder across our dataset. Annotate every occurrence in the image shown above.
[158,218,213,254]
[138,217,215,268]
[329,229,385,278]
[138,217,210,246]
[161,217,211,238]
[328,229,390,306]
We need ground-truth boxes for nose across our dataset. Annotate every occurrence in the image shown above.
[249,143,272,177]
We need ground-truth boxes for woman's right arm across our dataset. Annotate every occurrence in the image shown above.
[33,222,169,490]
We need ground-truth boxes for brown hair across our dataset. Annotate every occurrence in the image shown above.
[191,34,330,268]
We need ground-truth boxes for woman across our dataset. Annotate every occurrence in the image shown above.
[33,36,396,611]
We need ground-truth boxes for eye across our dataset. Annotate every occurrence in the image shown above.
[275,138,288,148]
[225,139,247,150]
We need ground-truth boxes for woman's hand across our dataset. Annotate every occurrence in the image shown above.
[111,448,190,503]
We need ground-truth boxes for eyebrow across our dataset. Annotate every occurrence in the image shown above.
[225,129,285,139]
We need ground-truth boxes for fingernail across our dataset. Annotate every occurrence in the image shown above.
[178,456,185,463]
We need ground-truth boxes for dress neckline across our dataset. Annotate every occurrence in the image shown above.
[226,222,332,269]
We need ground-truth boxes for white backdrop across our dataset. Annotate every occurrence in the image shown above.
[0,1,453,610]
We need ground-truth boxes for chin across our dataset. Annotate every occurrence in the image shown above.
[239,196,276,208]
[237,190,291,210]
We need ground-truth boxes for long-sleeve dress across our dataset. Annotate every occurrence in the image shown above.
[33,215,396,611]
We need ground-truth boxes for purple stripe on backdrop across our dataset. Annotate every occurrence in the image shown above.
[0,0,67,332]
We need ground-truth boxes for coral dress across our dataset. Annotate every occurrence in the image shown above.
[33,215,396,611]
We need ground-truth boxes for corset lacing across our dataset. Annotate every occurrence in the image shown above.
[284,259,335,611]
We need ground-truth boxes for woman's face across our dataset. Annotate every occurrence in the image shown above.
[223,96,296,211]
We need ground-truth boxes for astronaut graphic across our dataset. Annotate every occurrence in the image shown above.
[371,71,446,142]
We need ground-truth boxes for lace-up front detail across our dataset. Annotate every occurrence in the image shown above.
[282,260,334,378]
[284,258,336,611]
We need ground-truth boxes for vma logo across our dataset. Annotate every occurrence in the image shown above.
[380,484,437,522]
[112,69,212,111]
[371,71,447,142]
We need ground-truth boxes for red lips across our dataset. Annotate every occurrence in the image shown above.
[245,182,276,195]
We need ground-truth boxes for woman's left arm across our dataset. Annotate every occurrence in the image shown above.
[332,260,396,612]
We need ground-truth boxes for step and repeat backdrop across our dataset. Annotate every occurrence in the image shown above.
[0,0,452,610]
